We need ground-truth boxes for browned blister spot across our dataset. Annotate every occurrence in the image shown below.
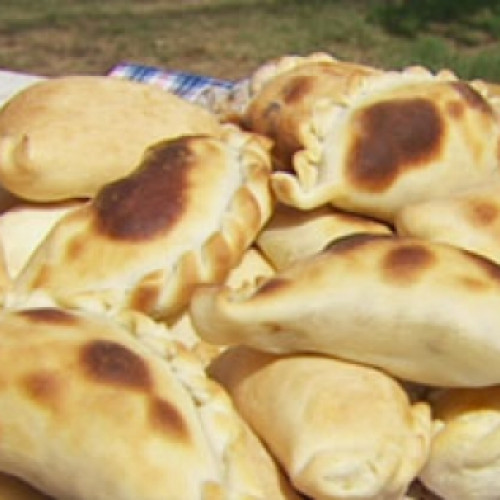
[458,276,490,292]
[382,242,436,285]
[129,271,163,313]
[324,232,392,255]
[149,397,189,440]
[346,98,444,192]
[17,307,78,326]
[446,100,465,119]
[93,136,203,241]
[22,370,63,410]
[282,76,314,104]
[65,234,87,261]
[80,340,152,391]
[450,81,494,115]
[465,199,499,227]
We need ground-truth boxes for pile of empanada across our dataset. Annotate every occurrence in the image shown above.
[1,53,500,499]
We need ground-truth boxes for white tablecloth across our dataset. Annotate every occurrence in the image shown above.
[0,70,44,107]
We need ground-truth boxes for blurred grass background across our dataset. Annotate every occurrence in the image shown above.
[1,0,500,82]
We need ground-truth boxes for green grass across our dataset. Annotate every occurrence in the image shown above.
[0,0,499,82]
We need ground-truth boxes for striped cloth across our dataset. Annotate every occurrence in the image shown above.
[108,62,236,102]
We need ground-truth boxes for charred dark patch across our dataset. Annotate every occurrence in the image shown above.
[382,243,436,285]
[149,397,189,440]
[323,232,393,255]
[466,200,499,227]
[346,98,443,192]
[17,308,78,325]
[450,81,493,115]
[21,370,63,409]
[80,340,152,391]
[282,76,314,104]
[93,136,202,241]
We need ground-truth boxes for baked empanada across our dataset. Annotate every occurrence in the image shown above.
[256,202,392,270]
[249,61,499,222]
[420,386,500,500]
[0,307,299,500]
[0,76,223,201]
[209,346,431,500]
[10,126,273,320]
[395,176,500,265]
[0,201,83,279]
[243,53,380,170]
[191,233,500,387]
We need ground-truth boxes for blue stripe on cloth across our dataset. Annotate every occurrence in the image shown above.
[107,62,236,101]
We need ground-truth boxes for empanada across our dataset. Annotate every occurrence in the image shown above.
[0,306,299,500]
[0,201,83,279]
[0,75,223,201]
[243,52,380,170]
[191,233,500,386]
[256,202,392,270]
[395,176,500,265]
[10,126,273,320]
[209,346,431,500]
[254,63,499,222]
[419,386,500,499]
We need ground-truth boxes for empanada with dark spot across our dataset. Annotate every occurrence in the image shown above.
[0,76,223,202]
[251,63,499,222]
[256,202,392,271]
[9,125,273,320]
[396,176,500,265]
[0,307,299,500]
[191,233,500,387]
[242,52,380,170]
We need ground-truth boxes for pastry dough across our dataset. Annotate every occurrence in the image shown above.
[256,202,392,270]
[253,63,499,222]
[191,233,500,386]
[420,386,500,500]
[0,201,83,279]
[209,346,431,500]
[0,75,223,201]
[395,176,500,265]
[11,126,273,320]
[0,307,299,500]
[243,53,380,170]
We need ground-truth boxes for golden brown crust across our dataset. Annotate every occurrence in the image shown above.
[244,54,380,169]
[10,126,274,320]
[256,203,392,270]
[0,307,300,500]
[420,386,500,499]
[0,76,223,201]
[395,175,500,265]
[209,346,431,500]
[190,233,500,387]
[261,65,500,222]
